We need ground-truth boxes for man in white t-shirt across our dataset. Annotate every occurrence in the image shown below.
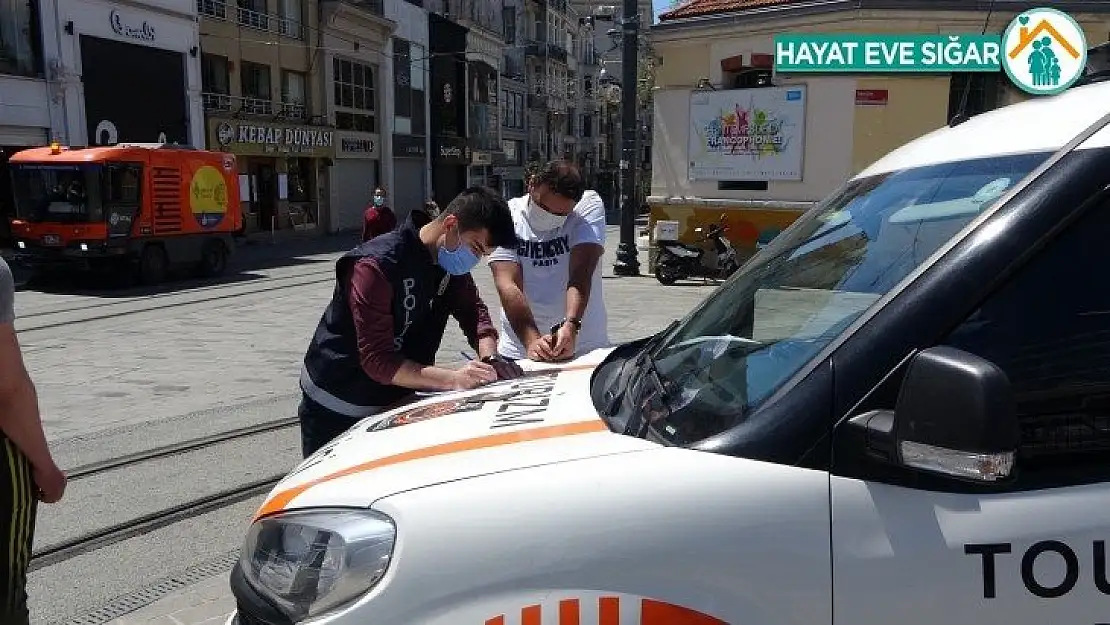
[489,160,609,362]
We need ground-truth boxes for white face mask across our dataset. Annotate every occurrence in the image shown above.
[525,198,569,232]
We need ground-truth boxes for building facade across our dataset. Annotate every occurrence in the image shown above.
[1,0,59,243]
[321,0,395,231]
[199,0,333,235]
[385,0,431,218]
[576,0,651,215]
[427,12,468,207]
[649,0,1110,262]
[59,0,203,148]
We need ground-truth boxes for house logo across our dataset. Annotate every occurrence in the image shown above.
[1001,7,1087,95]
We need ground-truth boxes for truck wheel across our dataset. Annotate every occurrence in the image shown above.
[655,264,680,285]
[198,240,229,278]
[138,244,169,285]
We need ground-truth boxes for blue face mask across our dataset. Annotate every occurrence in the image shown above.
[437,226,480,275]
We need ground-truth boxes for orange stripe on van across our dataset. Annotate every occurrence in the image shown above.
[254,419,608,519]
[598,596,620,625]
[640,599,728,624]
[484,617,505,625]
[558,598,580,625]
[521,604,542,625]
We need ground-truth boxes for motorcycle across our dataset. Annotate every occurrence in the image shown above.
[654,215,740,285]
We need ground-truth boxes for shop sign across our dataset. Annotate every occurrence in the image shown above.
[435,136,469,165]
[855,89,889,105]
[393,134,426,158]
[336,131,380,159]
[471,150,492,166]
[109,9,156,42]
[209,119,335,158]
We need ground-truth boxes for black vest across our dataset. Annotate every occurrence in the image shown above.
[300,213,455,417]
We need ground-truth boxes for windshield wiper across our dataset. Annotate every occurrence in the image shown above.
[623,348,671,439]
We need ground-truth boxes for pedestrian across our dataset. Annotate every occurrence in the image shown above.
[361,186,396,242]
[489,159,609,363]
[298,186,523,457]
[415,198,440,219]
[0,257,67,625]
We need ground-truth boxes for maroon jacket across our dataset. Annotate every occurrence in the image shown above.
[361,204,397,242]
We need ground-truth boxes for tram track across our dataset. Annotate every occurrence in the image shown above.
[65,416,299,481]
[18,271,335,333]
[31,416,302,573]
[16,265,336,321]
[28,475,283,573]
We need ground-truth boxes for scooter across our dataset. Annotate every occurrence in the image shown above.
[654,215,740,285]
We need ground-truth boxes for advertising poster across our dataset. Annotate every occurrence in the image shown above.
[687,86,806,181]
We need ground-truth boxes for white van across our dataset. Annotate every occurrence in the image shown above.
[228,76,1110,625]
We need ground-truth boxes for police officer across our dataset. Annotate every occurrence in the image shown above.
[298,187,521,457]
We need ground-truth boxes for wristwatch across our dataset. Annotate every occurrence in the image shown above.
[481,354,507,365]
[562,317,582,332]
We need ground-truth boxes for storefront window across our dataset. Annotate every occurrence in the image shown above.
[287,158,312,203]
[0,0,43,76]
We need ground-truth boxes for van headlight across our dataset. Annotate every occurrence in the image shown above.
[241,509,395,619]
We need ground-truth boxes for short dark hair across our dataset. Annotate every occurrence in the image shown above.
[532,160,585,202]
[440,186,517,249]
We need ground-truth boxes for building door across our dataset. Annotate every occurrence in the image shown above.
[253,161,277,230]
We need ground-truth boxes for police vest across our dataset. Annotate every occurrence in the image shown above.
[300,214,454,418]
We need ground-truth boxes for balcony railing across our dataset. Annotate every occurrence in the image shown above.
[202,92,308,119]
[197,0,304,39]
[524,40,568,64]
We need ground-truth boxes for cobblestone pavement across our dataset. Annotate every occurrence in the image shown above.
[22,226,719,625]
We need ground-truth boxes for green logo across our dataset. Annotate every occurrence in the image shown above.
[772,8,1089,96]
[1000,7,1087,95]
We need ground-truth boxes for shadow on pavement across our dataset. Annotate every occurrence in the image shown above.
[13,233,360,297]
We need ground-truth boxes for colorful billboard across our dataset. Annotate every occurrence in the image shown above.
[687,86,806,182]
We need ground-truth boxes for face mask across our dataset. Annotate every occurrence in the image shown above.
[437,226,481,276]
[373,196,384,207]
[525,198,569,232]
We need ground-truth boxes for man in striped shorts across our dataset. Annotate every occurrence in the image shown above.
[0,257,66,624]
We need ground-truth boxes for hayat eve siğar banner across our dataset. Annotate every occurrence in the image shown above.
[687,86,807,182]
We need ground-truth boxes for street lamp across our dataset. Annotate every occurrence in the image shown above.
[597,69,621,219]
[611,3,641,276]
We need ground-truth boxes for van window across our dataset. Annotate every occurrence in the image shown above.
[943,195,1110,477]
[104,164,141,204]
[632,152,1051,445]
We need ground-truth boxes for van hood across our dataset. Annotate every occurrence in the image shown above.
[254,349,657,518]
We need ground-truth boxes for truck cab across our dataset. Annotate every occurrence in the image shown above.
[229,73,1110,625]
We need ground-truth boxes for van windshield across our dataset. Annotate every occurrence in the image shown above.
[10,164,105,224]
[636,152,1051,445]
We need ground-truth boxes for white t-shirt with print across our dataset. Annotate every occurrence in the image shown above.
[489,190,609,360]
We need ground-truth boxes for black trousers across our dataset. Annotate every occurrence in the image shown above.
[0,437,36,625]
[297,395,363,458]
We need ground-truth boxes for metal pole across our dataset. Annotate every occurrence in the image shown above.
[611,2,640,276]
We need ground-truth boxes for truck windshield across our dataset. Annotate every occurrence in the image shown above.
[10,164,105,224]
[638,151,1052,445]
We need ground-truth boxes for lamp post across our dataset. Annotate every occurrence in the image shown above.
[611,2,641,276]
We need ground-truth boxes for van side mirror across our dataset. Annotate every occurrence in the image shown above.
[847,346,1018,483]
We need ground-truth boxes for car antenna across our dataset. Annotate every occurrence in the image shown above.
[948,0,997,128]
